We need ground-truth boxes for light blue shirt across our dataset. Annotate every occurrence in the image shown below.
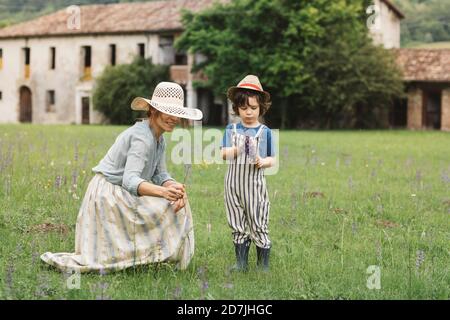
[92,119,174,196]
[221,122,275,158]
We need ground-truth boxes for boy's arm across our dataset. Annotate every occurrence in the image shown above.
[221,146,239,160]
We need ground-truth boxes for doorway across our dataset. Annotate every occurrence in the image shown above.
[423,91,441,129]
[81,97,90,124]
[19,86,32,123]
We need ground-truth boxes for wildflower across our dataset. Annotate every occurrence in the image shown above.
[173,286,182,299]
[54,175,62,188]
[348,176,354,189]
[224,282,234,289]
[415,250,425,270]
[411,194,416,197]
[206,223,211,234]
[321,162,325,166]
[351,222,358,235]
[50,161,54,167]
[441,171,450,184]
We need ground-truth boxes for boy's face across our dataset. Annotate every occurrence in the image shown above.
[238,96,260,126]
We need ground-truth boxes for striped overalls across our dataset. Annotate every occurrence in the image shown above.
[224,123,271,249]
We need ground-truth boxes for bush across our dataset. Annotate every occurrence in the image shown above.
[93,58,169,125]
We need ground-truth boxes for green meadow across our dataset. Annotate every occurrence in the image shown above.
[0,124,449,299]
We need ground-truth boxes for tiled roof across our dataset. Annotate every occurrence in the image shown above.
[0,0,219,39]
[382,0,405,19]
[395,48,450,82]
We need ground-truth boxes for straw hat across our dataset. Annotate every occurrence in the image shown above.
[227,75,270,101]
[131,82,203,121]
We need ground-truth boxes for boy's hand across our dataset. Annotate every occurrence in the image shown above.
[255,157,273,169]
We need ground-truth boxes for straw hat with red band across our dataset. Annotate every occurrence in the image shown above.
[227,75,271,102]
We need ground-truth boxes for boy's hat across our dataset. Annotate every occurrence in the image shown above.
[227,75,271,102]
[131,82,203,121]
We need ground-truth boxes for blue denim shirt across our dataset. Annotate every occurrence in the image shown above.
[221,122,275,157]
[92,119,174,196]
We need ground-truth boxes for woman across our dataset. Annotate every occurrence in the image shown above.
[41,82,203,273]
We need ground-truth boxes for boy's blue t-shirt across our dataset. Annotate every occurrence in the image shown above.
[221,122,275,158]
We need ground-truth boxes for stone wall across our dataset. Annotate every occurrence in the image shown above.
[442,88,450,131]
[407,87,423,130]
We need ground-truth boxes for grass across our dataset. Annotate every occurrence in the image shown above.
[0,124,449,300]
[404,41,450,49]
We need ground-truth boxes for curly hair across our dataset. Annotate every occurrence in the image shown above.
[230,90,272,116]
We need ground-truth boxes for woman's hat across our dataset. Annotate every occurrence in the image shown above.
[131,82,203,121]
[227,75,271,102]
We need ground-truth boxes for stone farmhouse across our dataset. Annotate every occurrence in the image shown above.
[0,0,448,130]
[0,0,225,125]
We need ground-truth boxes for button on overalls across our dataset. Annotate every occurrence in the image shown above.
[224,123,271,250]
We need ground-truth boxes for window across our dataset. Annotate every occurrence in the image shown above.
[175,51,188,65]
[50,47,56,70]
[23,47,30,79]
[158,35,187,65]
[110,44,116,66]
[0,49,3,70]
[46,90,55,112]
[138,43,145,58]
[82,46,92,81]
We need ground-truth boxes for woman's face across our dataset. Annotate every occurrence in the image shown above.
[154,111,180,133]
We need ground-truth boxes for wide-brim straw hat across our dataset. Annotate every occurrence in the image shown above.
[227,75,271,101]
[131,82,203,121]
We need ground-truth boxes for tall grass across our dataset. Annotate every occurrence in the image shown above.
[0,125,449,299]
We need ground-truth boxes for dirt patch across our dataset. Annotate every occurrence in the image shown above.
[375,219,399,228]
[304,191,325,199]
[26,223,70,235]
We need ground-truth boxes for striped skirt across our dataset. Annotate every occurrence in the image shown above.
[41,174,194,273]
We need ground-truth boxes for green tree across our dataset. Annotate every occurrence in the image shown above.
[176,0,404,129]
[93,57,169,125]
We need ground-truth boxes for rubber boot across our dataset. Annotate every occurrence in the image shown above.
[256,246,270,271]
[232,239,251,272]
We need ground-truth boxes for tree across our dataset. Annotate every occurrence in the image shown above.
[93,57,169,125]
[176,0,404,129]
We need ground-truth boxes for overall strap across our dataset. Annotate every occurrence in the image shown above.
[255,125,265,139]
[232,123,237,135]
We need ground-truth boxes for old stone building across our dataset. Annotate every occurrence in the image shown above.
[395,49,450,131]
[370,0,404,49]
[0,0,225,125]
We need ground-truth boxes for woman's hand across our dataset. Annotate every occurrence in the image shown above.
[162,185,185,202]
[171,194,187,213]
[164,181,186,194]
